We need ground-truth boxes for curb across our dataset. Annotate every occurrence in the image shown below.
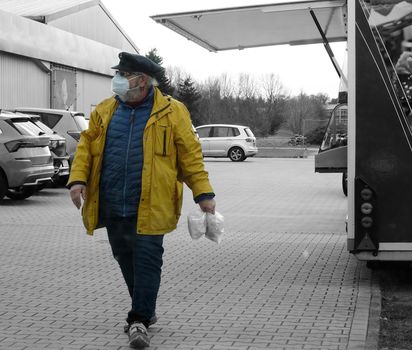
[347,261,373,350]
[365,270,381,350]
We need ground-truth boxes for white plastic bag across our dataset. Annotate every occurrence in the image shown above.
[205,212,225,244]
[187,207,207,240]
[187,208,224,244]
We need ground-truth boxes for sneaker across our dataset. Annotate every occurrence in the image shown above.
[128,322,150,349]
[124,314,158,333]
[148,314,158,326]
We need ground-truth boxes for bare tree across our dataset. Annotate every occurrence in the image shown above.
[218,73,234,99]
[261,73,285,103]
[166,66,188,95]
[260,73,288,134]
[197,77,222,124]
[286,92,327,134]
[237,73,257,100]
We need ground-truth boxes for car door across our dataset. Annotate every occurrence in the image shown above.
[209,127,232,156]
[196,126,212,156]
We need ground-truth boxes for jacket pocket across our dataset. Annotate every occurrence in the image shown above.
[90,140,102,156]
[154,124,172,156]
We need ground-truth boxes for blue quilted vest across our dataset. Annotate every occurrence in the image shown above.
[99,88,154,218]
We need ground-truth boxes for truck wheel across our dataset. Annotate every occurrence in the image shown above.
[366,261,381,269]
[0,172,7,201]
[228,147,245,162]
[342,172,348,197]
[6,187,37,200]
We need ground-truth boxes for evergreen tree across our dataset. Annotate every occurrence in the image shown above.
[145,48,174,95]
[177,76,201,125]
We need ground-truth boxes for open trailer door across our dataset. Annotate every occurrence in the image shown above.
[152,1,347,50]
[153,0,412,261]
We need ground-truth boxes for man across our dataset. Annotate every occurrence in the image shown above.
[68,52,215,349]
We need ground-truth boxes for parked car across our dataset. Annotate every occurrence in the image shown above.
[21,113,70,184]
[192,124,199,138]
[13,108,88,165]
[195,124,258,161]
[0,111,54,200]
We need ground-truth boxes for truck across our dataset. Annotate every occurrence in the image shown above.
[152,0,412,262]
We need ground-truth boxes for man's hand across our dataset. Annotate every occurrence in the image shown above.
[70,184,87,210]
[198,199,216,214]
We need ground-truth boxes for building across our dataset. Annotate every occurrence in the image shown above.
[0,0,139,114]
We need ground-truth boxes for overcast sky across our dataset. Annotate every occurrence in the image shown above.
[101,0,346,98]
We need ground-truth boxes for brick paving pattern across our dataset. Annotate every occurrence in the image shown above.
[0,158,371,349]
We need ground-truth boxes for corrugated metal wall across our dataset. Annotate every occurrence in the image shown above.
[48,6,136,53]
[0,51,112,114]
[76,70,112,115]
[0,51,50,109]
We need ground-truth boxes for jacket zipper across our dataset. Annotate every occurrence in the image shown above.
[123,109,135,216]
[163,129,167,156]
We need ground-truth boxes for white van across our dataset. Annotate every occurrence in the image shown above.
[196,124,258,161]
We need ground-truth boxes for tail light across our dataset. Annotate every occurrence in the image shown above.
[49,139,66,149]
[360,202,373,215]
[354,178,378,252]
[67,130,81,142]
[5,140,34,152]
[245,138,253,142]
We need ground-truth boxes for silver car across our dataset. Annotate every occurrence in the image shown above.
[196,124,258,161]
[13,108,88,165]
[27,114,70,183]
[0,112,54,200]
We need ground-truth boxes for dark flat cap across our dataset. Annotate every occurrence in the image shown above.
[111,52,164,76]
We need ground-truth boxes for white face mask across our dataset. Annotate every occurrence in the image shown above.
[111,74,140,101]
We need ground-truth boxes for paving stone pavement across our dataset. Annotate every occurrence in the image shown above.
[0,158,372,350]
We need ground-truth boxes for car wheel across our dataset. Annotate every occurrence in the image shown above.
[0,172,7,201]
[228,147,246,162]
[55,175,69,187]
[6,186,37,200]
[342,172,348,197]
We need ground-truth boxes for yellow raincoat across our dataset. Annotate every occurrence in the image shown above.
[67,88,214,235]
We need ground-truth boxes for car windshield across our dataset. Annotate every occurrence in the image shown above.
[320,104,348,151]
[73,113,88,131]
[244,128,254,137]
[11,119,45,136]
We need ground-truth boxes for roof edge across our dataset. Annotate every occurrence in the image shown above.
[0,8,121,76]
[99,1,140,53]
[151,0,346,20]
[43,0,99,23]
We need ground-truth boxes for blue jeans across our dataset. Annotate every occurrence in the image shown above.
[105,217,164,327]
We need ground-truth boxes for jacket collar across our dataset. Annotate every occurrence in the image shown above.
[95,97,118,126]
[145,87,172,129]
[95,87,171,128]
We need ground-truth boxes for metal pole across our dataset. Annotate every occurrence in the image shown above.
[309,8,348,87]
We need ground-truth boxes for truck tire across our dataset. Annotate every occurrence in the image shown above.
[342,172,348,197]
